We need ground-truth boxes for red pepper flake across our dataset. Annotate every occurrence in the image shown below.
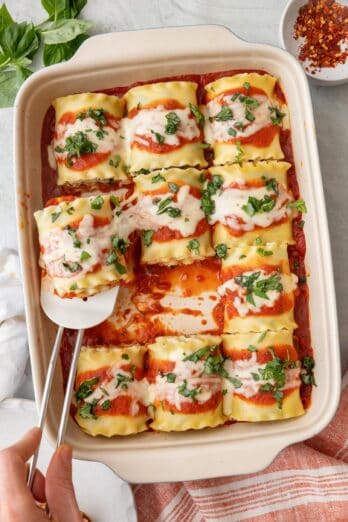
[294,0,348,73]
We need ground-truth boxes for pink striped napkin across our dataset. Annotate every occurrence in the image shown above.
[133,372,348,521]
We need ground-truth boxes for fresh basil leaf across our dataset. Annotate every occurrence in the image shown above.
[187,239,200,255]
[215,243,228,259]
[0,22,39,67]
[0,3,13,31]
[41,18,92,45]
[41,0,69,19]
[0,66,31,108]
[69,0,87,18]
[43,33,88,66]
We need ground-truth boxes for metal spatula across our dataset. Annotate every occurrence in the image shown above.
[27,286,119,488]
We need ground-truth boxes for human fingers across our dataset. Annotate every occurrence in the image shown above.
[46,445,82,522]
[10,427,42,462]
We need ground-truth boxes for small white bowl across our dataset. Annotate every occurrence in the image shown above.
[280,0,348,85]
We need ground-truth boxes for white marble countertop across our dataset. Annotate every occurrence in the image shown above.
[1,0,347,402]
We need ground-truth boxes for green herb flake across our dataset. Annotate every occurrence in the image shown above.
[215,105,233,122]
[115,373,134,389]
[79,402,97,420]
[151,173,165,183]
[151,129,165,144]
[90,195,104,210]
[101,399,111,410]
[228,127,237,137]
[122,353,130,360]
[165,373,176,383]
[257,247,273,257]
[177,379,201,402]
[109,154,121,168]
[257,331,268,343]
[69,283,78,291]
[111,195,120,208]
[287,199,307,213]
[168,182,179,193]
[248,345,258,352]
[187,239,200,255]
[242,194,276,216]
[143,230,154,247]
[80,250,91,262]
[239,254,247,259]
[268,106,286,125]
[215,243,229,259]
[235,140,244,164]
[243,82,250,90]
[51,211,62,222]
[165,111,181,134]
[75,377,99,401]
[62,262,82,273]
[189,103,205,127]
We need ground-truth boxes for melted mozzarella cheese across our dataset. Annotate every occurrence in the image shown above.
[54,117,120,161]
[150,359,221,410]
[84,366,149,414]
[205,94,272,143]
[217,271,298,316]
[123,106,200,148]
[224,354,301,398]
[40,214,117,278]
[116,185,204,239]
[210,184,293,230]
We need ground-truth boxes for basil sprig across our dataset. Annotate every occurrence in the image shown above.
[0,1,92,107]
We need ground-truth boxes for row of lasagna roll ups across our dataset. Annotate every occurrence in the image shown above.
[74,333,305,436]
[35,72,311,435]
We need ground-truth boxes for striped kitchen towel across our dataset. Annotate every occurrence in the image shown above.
[133,371,348,521]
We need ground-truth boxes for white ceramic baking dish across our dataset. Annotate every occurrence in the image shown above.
[14,25,341,483]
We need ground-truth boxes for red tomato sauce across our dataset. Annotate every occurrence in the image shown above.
[159,391,221,414]
[235,387,295,406]
[152,218,208,242]
[225,344,298,363]
[41,68,313,413]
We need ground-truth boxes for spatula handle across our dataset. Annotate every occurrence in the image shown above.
[56,328,85,448]
[27,325,64,489]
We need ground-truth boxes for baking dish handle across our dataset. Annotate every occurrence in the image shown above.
[69,25,249,67]
[84,437,289,484]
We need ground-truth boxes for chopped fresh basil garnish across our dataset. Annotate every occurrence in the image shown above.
[111,236,129,254]
[256,247,273,257]
[56,131,97,166]
[242,194,276,216]
[228,127,237,137]
[101,399,111,410]
[177,379,201,402]
[151,130,165,144]
[287,199,307,213]
[90,195,104,210]
[187,239,200,255]
[77,108,108,127]
[215,105,233,121]
[248,345,258,352]
[122,353,129,360]
[79,402,97,420]
[215,243,229,259]
[62,262,82,273]
[69,283,78,291]
[234,272,283,306]
[110,195,120,208]
[51,211,62,223]
[75,377,99,401]
[143,230,154,247]
[201,174,223,217]
[151,173,165,183]
[80,250,91,262]
[189,103,205,127]
[115,373,134,390]
[165,111,181,134]
[168,182,179,193]
[268,106,286,125]
[109,154,121,168]
[235,140,244,164]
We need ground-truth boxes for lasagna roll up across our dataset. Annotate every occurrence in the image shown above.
[34,194,133,298]
[222,331,304,421]
[121,168,214,266]
[123,82,207,172]
[207,161,295,247]
[219,244,298,333]
[204,73,286,164]
[53,93,127,185]
[148,335,225,431]
[74,345,150,436]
